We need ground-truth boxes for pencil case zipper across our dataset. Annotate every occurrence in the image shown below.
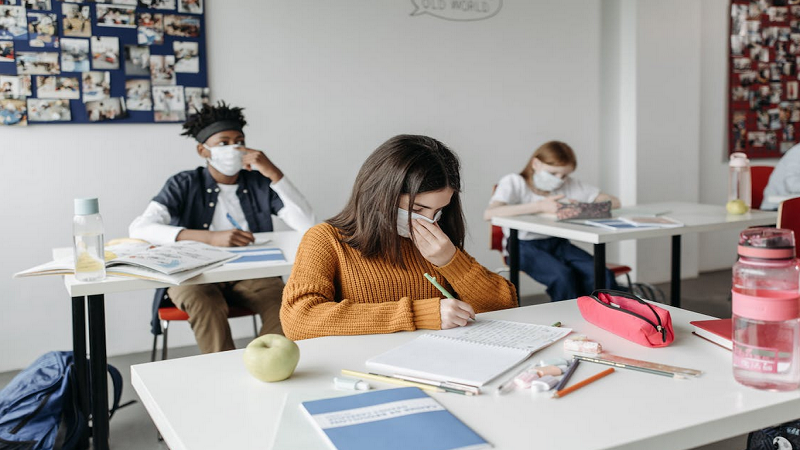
[591,290,666,343]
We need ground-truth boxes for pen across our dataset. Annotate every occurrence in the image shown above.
[553,359,580,392]
[226,213,243,230]
[393,374,480,395]
[573,355,678,378]
[553,368,614,399]
[424,272,475,321]
[340,369,444,393]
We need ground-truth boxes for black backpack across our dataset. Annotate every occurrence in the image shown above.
[0,351,128,450]
[748,420,800,450]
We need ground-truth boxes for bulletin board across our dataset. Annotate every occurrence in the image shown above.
[728,0,800,159]
[0,0,208,126]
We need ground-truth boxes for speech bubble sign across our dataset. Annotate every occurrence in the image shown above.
[410,0,503,21]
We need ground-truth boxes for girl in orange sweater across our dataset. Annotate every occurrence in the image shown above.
[280,135,517,340]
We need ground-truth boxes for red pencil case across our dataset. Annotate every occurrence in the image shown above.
[577,290,674,348]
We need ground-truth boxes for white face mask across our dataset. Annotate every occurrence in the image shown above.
[533,170,565,192]
[396,208,442,238]
[205,144,243,176]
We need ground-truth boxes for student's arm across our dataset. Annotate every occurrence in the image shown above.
[595,192,621,209]
[129,201,254,246]
[270,177,316,232]
[483,196,564,220]
[280,226,442,340]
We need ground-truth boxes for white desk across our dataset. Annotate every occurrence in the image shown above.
[131,300,800,450]
[59,231,301,450]
[491,202,777,307]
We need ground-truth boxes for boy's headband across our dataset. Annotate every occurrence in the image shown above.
[195,120,243,143]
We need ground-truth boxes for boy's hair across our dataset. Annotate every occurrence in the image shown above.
[327,134,465,266]
[181,101,247,143]
[520,141,577,189]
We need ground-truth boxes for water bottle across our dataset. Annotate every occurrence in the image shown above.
[727,152,752,214]
[73,197,106,282]
[732,227,800,391]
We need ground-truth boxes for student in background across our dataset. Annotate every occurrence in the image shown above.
[483,141,620,302]
[130,101,316,353]
[280,135,517,340]
[761,143,800,210]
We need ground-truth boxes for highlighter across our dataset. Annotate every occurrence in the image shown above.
[333,376,370,391]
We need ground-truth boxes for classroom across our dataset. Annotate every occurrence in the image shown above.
[2,1,800,450]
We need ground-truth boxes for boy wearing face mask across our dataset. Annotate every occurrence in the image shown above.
[483,141,621,302]
[130,101,316,353]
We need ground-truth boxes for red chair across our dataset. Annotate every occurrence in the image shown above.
[751,165,775,210]
[151,304,260,361]
[778,197,800,257]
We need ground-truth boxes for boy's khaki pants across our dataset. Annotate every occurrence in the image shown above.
[167,276,284,354]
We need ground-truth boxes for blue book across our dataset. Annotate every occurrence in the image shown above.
[225,247,286,264]
[300,387,491,450]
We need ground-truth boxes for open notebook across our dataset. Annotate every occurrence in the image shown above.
[366,319,571,387]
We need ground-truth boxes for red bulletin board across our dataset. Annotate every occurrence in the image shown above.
[729,0,800,159]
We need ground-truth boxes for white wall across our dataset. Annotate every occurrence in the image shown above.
[1,0,752,372]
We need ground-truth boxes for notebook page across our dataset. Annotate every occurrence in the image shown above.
[366,334,530,387]
[431,319,572,352]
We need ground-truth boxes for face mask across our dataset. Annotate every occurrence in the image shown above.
[533,170,565,192]
[396,208,442,238]
[205,144,243,176]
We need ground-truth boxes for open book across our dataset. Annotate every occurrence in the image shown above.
[366,319,571,387]
[580,216,683,230]
[14,241,239,285]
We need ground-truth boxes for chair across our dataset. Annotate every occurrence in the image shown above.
[150,300,260,362]
[751,165,775,210]
[778,197,800,257]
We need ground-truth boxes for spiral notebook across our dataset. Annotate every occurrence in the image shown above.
[366,320,571,387]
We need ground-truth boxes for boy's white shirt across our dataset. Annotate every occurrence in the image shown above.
[490,173,600,244]
[129,176,316,245]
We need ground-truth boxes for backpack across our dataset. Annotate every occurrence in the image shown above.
[0,351,126,450]
[748,420,800,450]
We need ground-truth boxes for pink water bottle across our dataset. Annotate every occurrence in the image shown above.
[732,227,800,391]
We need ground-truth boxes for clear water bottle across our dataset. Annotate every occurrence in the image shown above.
[728,152,752,211]
[732,227,800,391]
[73,197,106,282]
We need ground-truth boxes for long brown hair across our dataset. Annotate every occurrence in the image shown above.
[519,141,577,190]
[327,135,465,265]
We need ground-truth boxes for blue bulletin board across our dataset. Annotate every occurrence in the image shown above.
[0,0,208,126]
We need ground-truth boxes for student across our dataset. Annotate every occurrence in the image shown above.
[484,140,621,302]
[761,143,800,210]
[280,135,517,340]
[130,101,316,353]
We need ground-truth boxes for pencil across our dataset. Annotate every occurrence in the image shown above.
[341,369,445,393]
[553,367,614,399]
[553,359,580,392]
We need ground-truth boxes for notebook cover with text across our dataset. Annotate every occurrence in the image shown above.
[690,318,732,350]
[300,387,490,450]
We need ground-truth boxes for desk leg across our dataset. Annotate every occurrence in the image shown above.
[509,229,520,305]
[71,296,90,449]
[88,294,109,450]
[671,235,681,308]
[594,243,606,290]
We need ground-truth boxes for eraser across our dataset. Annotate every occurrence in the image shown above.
[530,375,559,392]
[564,338,603,354]
[538,358,570,367]
[536,365,563,377]
[513,370,540,389]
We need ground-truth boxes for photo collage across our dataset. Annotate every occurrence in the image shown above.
[0,0,208,126]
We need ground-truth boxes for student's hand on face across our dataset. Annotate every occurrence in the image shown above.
[439,298,476,329]
[411,219,457,267]
[241,148,283,181]
[537,194,565,214]
[209,229,254,247]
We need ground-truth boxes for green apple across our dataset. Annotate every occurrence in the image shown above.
[726,199,749,215]
[242,334,300,382]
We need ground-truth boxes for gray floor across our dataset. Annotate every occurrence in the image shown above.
[0,270,751,449]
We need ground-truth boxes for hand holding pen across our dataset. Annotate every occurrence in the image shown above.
[424,273,475,329]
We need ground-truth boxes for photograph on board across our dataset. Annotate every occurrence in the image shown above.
[15,51,58,74]
[164,14,198,37]
[61,37,89,72]
[61,3,90,37]
[27,11,56,48]
[36,75,79,99]
[85,97,127,122]
[0,41,13,62]
[152,85,184,121]
[177,0,201,14]
[91,35,119,70]
[137,12,163,45]
[23,0,51,10]
[27,98,70,122]
[96,4,135,28]
[0,5,27,39]
[0,75,30,98]
[138,0,175,10]
[184,86,208,114]
[81,70,110,102]
[125,78,151,110]
[173,40,197,73]
[0,98,27,126]
[149,54,175,85]
[123,44,149,76]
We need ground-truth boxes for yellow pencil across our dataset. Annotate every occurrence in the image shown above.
[341,369,445,393]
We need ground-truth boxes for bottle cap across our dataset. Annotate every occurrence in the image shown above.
[74,198,99,216]
[737,227,796,259]
[729,152,750,168]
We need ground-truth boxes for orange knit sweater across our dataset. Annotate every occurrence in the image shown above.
[280,223,518,340]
